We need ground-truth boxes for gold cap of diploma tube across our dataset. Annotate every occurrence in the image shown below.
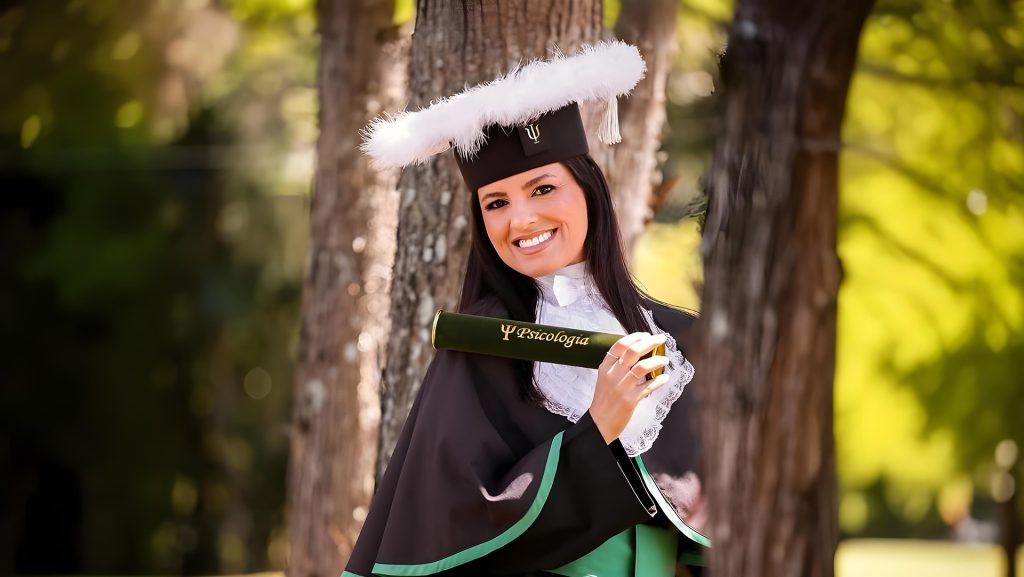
[431,309,665,378]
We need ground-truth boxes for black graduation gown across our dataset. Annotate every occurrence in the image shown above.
[343,296,709,577]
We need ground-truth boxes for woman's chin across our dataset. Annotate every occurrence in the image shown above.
[511,257,576,279]
[499,238,585,278]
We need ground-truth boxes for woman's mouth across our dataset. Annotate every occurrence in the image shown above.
[513,228,557,254]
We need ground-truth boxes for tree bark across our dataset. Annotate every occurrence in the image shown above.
[287,1,406,575]
[603,0,678,252]
[696,1,874,576]
[377,0,603,480]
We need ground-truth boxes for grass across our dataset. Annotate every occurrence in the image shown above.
[837,539,1024,577]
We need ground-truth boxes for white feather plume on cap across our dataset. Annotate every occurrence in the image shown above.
[360,41,646,170]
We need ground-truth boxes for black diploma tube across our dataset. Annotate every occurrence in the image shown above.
[431,310,665,377]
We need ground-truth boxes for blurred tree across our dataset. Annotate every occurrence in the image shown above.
[610,0,1024,559]
[697,2,874,577]
[600,0,678,251]
[286,0,406,575]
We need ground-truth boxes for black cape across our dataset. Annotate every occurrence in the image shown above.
[344,297,709,577]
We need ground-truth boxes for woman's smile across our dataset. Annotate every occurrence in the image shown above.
[513,228,558,253]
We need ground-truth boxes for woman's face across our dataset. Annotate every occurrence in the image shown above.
[477,162,588,279]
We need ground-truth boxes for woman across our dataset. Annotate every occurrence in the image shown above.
[345,41,708,577]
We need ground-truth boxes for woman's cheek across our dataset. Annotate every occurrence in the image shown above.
[484,217,512,263]
[481,215,501,248]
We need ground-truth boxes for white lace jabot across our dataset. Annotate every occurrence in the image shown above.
[533,262,694,456]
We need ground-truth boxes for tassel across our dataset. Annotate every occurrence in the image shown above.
[598,95,621,144]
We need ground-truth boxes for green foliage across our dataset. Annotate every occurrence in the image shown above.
[836,540,1024,577]
[634,219,703,310]
[0,0,313,573]
[836,0,1024,535]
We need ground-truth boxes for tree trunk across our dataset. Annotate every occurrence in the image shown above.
[696,1,874,576]
[998,458,1020,577]
[377,0,603,480]
[287,1,406,575]
[603,0,678,252]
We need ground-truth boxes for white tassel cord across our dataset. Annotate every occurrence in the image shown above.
[598,95,621,145]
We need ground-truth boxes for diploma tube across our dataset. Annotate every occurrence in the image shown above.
[431,310,665,377]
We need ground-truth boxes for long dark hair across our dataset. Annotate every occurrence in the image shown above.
[457,154,653,399]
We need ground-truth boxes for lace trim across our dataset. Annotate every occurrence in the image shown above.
[617,307,694,456]
[532,300,694,457]
[534,294,618,424]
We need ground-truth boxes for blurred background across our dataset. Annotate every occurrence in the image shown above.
[1,0,1021,576]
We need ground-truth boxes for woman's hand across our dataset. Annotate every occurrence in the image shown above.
[590,332,671,444]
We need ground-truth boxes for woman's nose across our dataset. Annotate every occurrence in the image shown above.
[509,204,539,231]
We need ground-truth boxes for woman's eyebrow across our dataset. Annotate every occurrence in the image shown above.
[479,191,506,203]
[479,173,556,202]
[522,173,556,190]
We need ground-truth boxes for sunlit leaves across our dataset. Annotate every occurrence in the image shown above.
[836,0,1024,531]
[633,219,703,311]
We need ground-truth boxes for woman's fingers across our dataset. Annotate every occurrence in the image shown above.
[600,332,649,372]
[620,355,670,385]
[592,332,672,444]
[609,332,649,358]
[616,332,667,372]
[637,373,670,399]
[601,332,668,385]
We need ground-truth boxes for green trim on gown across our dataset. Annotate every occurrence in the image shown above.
[548,524,677,577]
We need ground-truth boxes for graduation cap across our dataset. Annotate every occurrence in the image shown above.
[360,41,646,190]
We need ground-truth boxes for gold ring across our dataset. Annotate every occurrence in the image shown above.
[605,351,620,361]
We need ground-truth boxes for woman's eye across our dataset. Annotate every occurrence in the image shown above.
[484,199,509,210]
[533,184,554,196]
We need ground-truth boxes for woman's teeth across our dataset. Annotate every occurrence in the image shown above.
[517,230,553,248]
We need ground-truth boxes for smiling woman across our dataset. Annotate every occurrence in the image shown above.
[478,163,589,279]
[346,41,710,577]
